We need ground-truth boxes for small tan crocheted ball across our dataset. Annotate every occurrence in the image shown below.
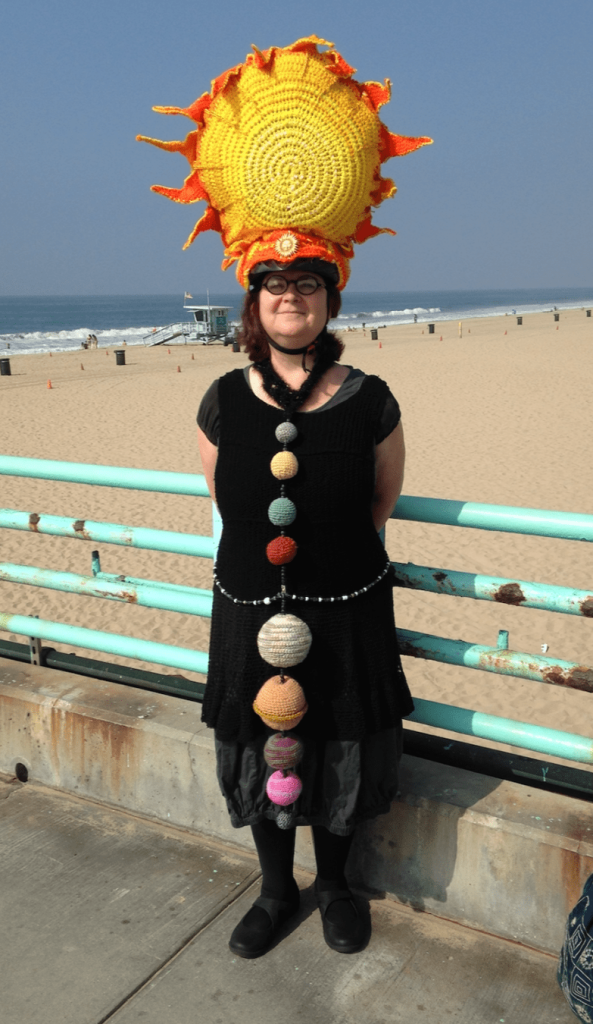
[253,675,308,731]
[270,451,298,480]
[257,613,312,667]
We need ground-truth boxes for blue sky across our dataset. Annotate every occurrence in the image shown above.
[1,0,591,294]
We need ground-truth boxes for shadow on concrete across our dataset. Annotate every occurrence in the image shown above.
[350,754,502,911]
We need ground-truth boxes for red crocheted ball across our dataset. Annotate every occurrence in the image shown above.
[266,536,298,565]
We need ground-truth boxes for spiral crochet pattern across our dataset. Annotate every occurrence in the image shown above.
[137,35,431,288]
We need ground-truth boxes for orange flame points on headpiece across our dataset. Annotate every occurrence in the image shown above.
[137,36,431,289]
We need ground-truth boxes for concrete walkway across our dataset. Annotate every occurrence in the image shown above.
[0,773,575,1024]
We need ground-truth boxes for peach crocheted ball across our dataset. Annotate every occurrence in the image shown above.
[270,451,298,480]
[253,675,308,731]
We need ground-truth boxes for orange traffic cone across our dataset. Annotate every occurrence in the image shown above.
[378,342,382,349]
[440,335,443,341]
[177,365,181,372]
[80,363,84,370]
[191,353,194,360]
[47,379,52,389]
[168,349,171,354]
[504,330,507,335]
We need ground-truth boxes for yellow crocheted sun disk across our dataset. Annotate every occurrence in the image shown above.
[137,36,432,288]
[200,52,379,246]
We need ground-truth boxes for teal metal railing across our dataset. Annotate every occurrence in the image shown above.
[0,454,591,765]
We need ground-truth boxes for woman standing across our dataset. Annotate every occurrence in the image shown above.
[139,35,430,958]
[198,256,413,957]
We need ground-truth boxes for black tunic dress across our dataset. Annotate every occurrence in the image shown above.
[200,367,414,834]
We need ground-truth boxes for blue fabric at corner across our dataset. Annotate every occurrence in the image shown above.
[558,874,593,1021]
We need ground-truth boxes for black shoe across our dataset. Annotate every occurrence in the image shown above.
[316,888,370,954]
[229,893,300,959]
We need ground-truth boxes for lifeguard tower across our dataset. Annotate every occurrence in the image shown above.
[183,302,232,340]
[145,300,234,346]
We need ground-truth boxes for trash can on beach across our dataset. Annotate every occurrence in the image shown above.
[517,316,523,325]
[587,310,591,317]
[232,341,240,352]
[554,313,560,322]
[370,329,378,340]
[428,323,435,334]
[0,358,11,376]
[115,350,126,365]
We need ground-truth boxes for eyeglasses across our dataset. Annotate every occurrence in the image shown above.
[262,274,326,296]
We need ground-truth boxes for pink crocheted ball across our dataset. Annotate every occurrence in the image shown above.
[266,770,302,807]
[264,733,304,770]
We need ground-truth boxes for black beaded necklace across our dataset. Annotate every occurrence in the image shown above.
[254,348,334,417]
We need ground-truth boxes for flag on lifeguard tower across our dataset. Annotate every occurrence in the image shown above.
[184,291,193,299]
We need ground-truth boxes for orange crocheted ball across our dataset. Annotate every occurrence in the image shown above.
[253,675,308,731]
[266,536,298,565]
[270,451,298,480]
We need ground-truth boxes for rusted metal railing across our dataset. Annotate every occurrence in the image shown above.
[0,454,591,764]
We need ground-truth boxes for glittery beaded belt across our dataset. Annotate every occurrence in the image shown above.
[213,553,392,607]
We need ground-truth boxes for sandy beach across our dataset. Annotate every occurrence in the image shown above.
[1,308,592,768]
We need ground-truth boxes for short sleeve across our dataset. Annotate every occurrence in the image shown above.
[376,391,401,444]
[197,379,220,446]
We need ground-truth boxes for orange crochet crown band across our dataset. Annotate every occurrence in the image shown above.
[137,36,431,289]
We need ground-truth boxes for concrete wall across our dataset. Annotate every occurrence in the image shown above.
[1,657,591,955]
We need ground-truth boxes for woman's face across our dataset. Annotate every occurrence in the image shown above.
[257,270,328,349]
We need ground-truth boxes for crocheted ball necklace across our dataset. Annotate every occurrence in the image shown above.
[251,342,333,828]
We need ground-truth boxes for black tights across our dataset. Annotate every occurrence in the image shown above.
[251,819,354,900]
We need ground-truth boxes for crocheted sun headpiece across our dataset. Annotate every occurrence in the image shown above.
[138,35,431,289]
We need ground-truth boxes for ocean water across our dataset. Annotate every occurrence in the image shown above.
[1,288,592,356]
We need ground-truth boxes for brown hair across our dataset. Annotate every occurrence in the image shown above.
[237,284,344,363]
